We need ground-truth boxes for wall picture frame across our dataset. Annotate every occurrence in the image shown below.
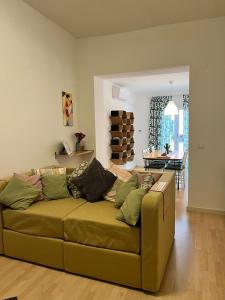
[62,91,73,126]
[62,140,72,155]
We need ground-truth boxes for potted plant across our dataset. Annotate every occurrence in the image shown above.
[74,132,86,152]
[164,143,170,155]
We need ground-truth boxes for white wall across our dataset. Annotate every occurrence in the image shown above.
[94,78,134,168]
[77,17,225,213]
[132,92,150,166]
[0,0,78,177]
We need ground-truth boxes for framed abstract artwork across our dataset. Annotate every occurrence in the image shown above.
[62,91,73,126]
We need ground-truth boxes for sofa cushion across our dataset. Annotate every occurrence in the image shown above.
[114,175,138,208]
[104,178,123,202]
[0,180,8,193]
[3,198,86,239]
[64,200,140,254]
[67,161,88,198]
[0,175,40,210]
[15,173,44,201]
[41,174,70,200]
[74,158,117,202]
[117,188,147,226]
[32,167,66,176]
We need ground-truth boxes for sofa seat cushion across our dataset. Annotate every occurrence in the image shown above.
[64,200,140,254]
[3,198,86,239]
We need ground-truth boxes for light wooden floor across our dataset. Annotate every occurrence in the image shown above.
[0,189,225,300]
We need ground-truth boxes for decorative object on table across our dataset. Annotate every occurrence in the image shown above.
[164,143,170,154]
[161,152,167,156]
[110,110,135,165]
[74,132,86,152]
[62,91,73,126]
[62,140,73,155]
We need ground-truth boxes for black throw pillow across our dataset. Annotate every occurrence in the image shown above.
[73,158,117,202]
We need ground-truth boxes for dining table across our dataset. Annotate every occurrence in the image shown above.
[142,150,185,189]
[143,150,184,161]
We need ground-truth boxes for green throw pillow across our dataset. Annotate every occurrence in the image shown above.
[114,175,138,208]
[42,174,70,200]
[0,180,8,193]
[117,188,147,226]
[0,175,39,210]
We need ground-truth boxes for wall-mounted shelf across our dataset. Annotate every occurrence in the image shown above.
[55,150,94,159]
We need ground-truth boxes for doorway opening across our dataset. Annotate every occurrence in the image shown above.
[94,66,189,198]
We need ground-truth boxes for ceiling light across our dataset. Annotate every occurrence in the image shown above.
[164,100,178,116]
[164,80,178,116]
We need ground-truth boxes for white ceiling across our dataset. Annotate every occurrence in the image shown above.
[23,0,225,38]
[111,72,189,94]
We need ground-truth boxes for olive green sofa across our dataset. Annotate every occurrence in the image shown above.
[0,170,175,292]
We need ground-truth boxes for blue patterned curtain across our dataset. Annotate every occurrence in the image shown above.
[160,115,174,151]
[149,94,189,152]
[148,96,171,150]
[183,94,189,151]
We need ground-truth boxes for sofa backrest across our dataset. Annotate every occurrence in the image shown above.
[0,203,3,254]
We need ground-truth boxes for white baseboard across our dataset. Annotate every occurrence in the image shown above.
[187,206,225,215]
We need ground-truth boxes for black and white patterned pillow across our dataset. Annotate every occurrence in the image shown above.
[67,161,88,198]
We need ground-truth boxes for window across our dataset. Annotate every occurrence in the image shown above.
[179,109,183,135]
[160,108,188,153]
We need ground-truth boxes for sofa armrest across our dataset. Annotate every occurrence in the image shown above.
[141,172,175,292]
[0,204,4,254]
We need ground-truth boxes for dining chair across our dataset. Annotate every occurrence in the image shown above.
[142,148,167,170]
[145,160,166,170]
[165,151,188,189]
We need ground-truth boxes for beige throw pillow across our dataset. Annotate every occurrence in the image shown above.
[108,163,132,182]
[104,178,123,202]
[32,167,66,176]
